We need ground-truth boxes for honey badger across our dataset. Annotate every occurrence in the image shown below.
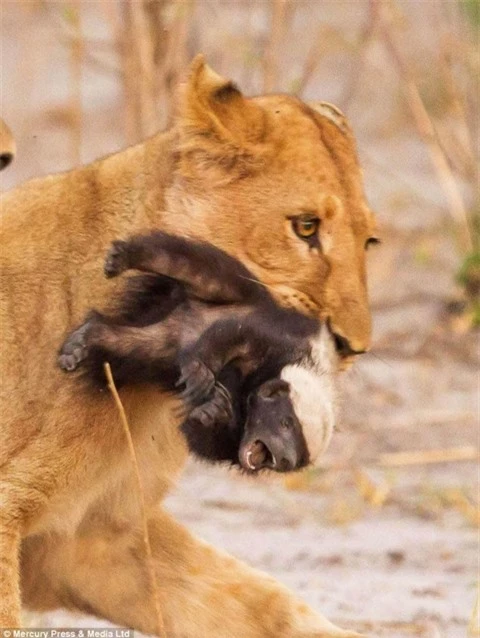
[59,231,338,472]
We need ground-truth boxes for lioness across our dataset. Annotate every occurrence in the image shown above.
[0,56,376,637]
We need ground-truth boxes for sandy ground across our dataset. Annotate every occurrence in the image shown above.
[2,2,478,637]
[29,455,477,637]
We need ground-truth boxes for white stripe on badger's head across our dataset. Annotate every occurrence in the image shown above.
[280,325,338,465]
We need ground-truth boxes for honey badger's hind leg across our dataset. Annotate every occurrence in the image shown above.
[58,313,178,387]
[103,232,269,304]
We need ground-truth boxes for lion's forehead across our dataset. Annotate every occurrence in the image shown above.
[254,94,356,147]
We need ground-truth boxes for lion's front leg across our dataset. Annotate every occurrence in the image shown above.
[0,520,22,627]
[22,507,361,638]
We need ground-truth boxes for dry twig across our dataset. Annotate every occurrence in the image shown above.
[376,0,474,254]
[378,445,479,467]
[263,0,290,93]
[104,362,167,638]
[67,0,83,166]
[341,0,381,108]
[469,584,480,637]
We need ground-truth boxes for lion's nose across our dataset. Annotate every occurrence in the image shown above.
[332,331,365,358]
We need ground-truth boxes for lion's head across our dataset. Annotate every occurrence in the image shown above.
[164,56,378,360]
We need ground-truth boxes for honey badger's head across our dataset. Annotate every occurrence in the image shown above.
[239,325,338,473]
[183,325,338,473]
[239,378,310,473]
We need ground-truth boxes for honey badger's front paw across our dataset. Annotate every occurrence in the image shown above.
[104,240,132,278]
[176,359,215,407]
[58,322,91,371]
[187,383,233,428]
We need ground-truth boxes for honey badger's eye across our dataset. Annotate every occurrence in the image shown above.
[291,215,320,241]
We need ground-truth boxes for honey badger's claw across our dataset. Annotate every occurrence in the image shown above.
[215,382,231,405]
[177,359,215,407]
[104,241,130,278]
[187,383,233,427]
[181,375,214,405]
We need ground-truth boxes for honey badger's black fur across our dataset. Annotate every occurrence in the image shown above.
[59,231,320,471]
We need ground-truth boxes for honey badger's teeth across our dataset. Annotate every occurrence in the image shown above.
[244,441,276,471]
[246,450,256,471]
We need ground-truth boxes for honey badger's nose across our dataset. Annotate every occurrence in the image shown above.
[241,437,298,472]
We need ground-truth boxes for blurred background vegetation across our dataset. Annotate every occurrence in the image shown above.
[2,0,478,316]
[1,1,478,635]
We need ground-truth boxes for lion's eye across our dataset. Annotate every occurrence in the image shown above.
[291,216,320,241]
[365,237,381,250]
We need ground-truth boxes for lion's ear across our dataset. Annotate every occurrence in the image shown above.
[308,102,352,136]
[177,55,265,164]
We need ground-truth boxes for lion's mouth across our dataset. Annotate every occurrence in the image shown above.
[274,288,321,318]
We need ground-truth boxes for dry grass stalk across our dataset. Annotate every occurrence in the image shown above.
[116,0,192,140]
[341,0,380,108]
[294,29,326,96]
[263,0,290,93]
[66,1,83,166]
[442,488,480,527]
[376,0,474,254]
[130,1,158,137]
[155,0,193,130]
[354,467,391,507]
[378,445,479,467]
[437,35,476,178]
[49,3,119,77]
[104,362,167,638]
[119,0,161,142]
[338,618,444,635]
[468,583,480,636]
[119,0,141,143]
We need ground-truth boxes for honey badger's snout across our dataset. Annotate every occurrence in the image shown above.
[239,378,309,473]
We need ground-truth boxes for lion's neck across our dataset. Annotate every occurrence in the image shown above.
[94,127,178,233]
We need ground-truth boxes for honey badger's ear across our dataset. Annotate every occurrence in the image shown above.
[177,55,266,162]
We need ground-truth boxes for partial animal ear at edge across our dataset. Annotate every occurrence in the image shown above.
[308,101,352,136]
[258,378,290,399]
[177,54,266,155]
[0,118,15,171]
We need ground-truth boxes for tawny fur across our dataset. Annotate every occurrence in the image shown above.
[0,56,374,637]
